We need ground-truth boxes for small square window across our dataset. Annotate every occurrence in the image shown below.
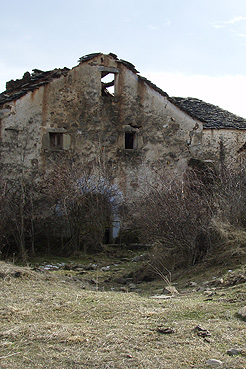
[49,132,63,149]
[125,132,136,149]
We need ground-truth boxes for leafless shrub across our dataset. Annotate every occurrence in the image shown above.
[131,162,246,272]
[45,162,123,254]
[205,218,246,264]
[215,163,246,228]
[0,175,45,260]
[130,170,213,269]
[0,159,123,258]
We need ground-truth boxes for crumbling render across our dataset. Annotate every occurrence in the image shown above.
[187,123,201,146]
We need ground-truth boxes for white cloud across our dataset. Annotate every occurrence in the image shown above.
[142,71,246,118]
[148,19,170,30]
[123,17,132,23]
[164,19,171,26]
[225,16,246,24]
[213,16,246,30]
[148,24,159,30]
[235,33,246,37]
[213,24,226,29]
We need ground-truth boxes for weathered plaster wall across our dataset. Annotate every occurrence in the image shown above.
[202,129,246,164]
[0,54,215,200]
[0,88,44,177]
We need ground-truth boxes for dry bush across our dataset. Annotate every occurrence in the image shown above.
[131,162,246,273]
[215,163,246,228]
[131,170,214,270]
[0,160,123,258]
[0,177,45,259]
[203,163,246,264]
[204,218,246,265]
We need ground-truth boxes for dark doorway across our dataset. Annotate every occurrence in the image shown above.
[104,227,110,244]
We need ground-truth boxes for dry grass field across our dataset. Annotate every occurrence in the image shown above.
[0,256,245,369]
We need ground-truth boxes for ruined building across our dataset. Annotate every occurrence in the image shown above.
[1,52,246,241]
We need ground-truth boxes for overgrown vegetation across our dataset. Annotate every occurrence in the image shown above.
[0,162,122,258]
[129,162,246,272]
[1,160,246,273]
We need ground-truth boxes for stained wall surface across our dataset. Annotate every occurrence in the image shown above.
[1,53,245,200]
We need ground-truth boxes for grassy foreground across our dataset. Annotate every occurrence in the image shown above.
[0,259,245,369]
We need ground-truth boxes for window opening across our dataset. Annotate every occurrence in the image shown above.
[49,132,63,149]
[101,72,115,96]
[125,132,135,149]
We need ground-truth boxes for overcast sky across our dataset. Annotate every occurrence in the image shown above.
[1,0,246,117]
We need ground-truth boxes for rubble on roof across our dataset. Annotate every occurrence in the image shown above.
[78,52,140,74]
[1,52,246,131]
[171,97,246,130]
[0,67,69,108]
[108,52,118,59]
[118,59,139,74]
[78,53,102,64]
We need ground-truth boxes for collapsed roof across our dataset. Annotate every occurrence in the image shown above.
[0,52,245,130]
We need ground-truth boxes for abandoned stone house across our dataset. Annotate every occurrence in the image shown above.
[1,52,246,240]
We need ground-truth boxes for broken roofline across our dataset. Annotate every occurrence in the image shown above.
[78,53,246,130]
[0,52,246,130]
[0,67,70,107]
[78,52,170,99]
[0,52,169,108]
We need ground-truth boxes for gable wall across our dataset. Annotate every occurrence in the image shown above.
[0,54,210,199]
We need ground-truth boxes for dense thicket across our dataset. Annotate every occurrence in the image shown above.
[0,163,122,259]
[128,163,246,271]
[1,161,246,266]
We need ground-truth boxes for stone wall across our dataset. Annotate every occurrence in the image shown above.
[0,54,204,198]
[202,128,246,164]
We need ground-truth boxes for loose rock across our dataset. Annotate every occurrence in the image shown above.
[101,266,110,271]
[187,281,197,287]
[151,295,172,299]
[162,285,179,295]
[193,325,211,337]
[206,359,223,366]
[227,348,242,356]
[157,327,175,334]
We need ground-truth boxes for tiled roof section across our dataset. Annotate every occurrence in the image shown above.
[0,68,69,108]
[171,97,246,130]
